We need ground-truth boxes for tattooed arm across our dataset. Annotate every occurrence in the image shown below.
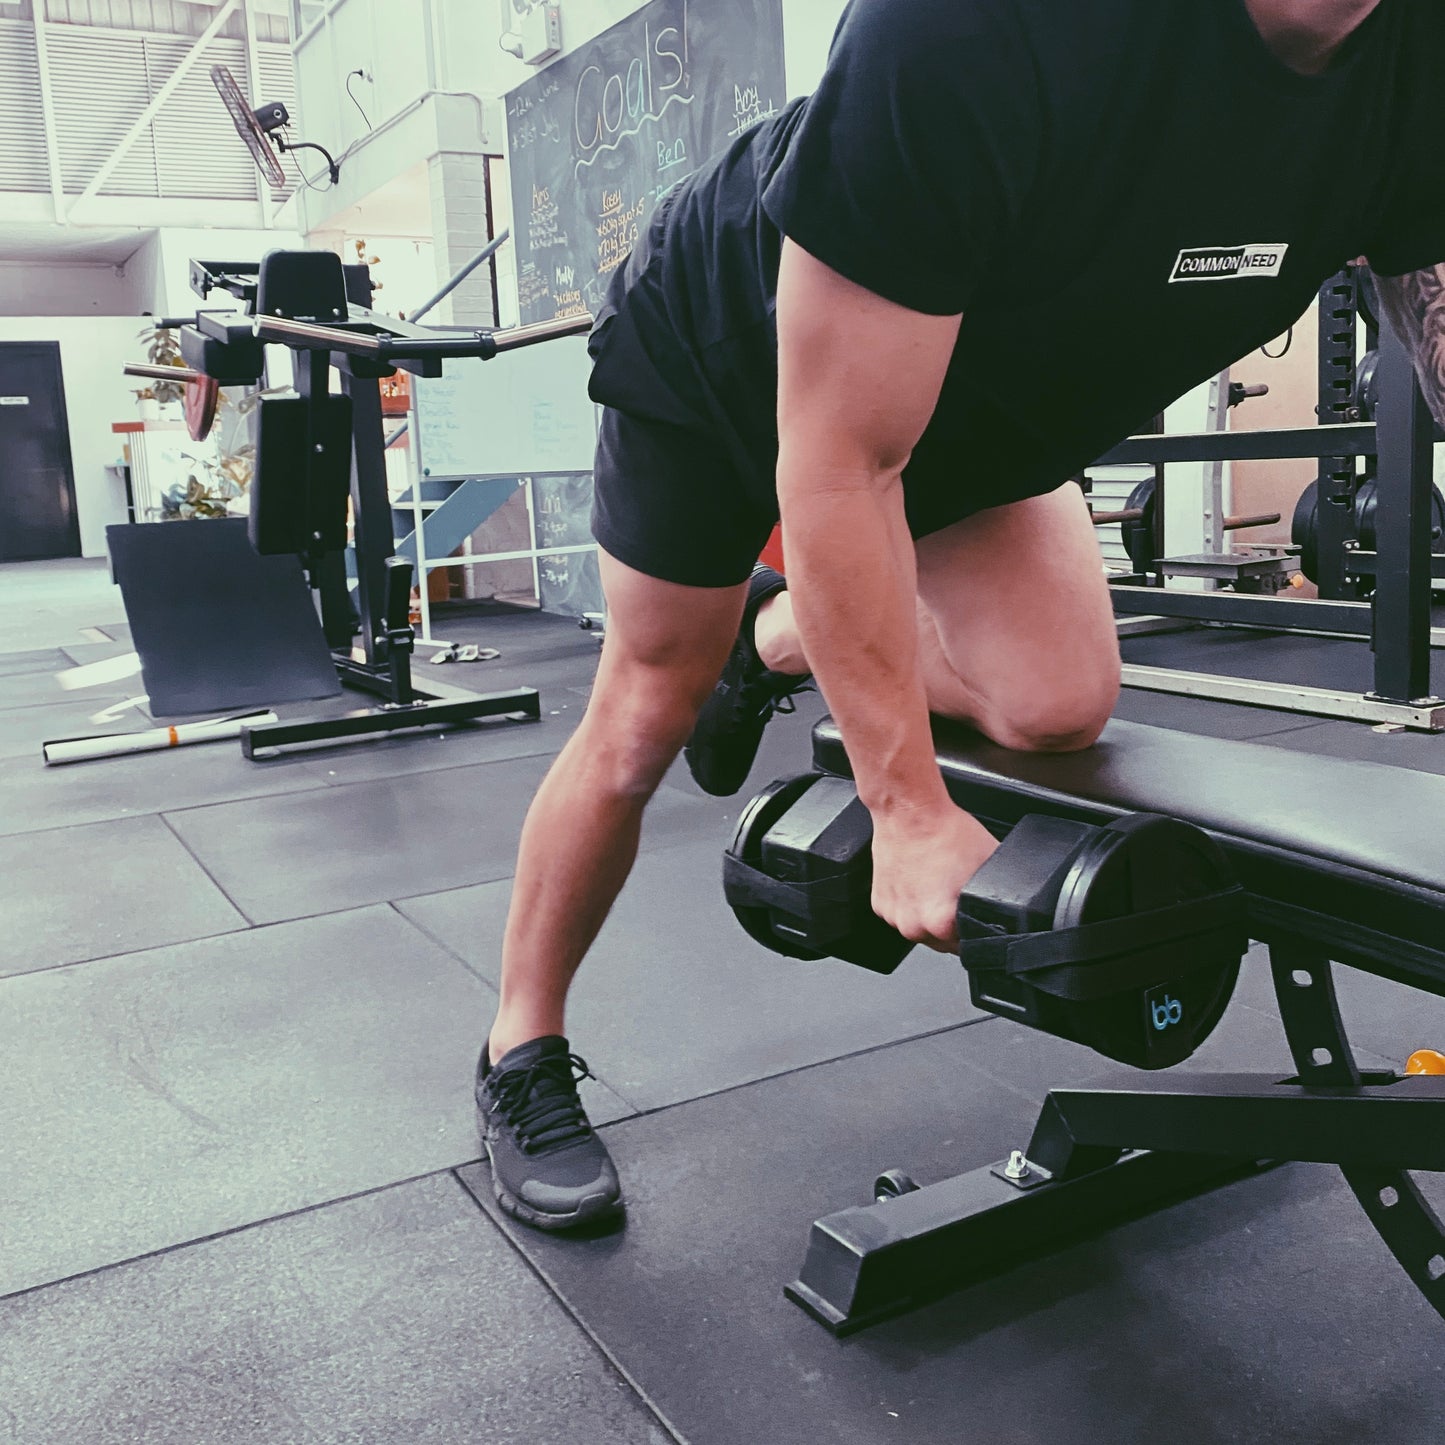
[1371,264,1445,426]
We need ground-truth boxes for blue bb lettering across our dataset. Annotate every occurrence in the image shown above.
[1151,995,1184,1031]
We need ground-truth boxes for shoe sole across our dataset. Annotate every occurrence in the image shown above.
[484,1140,624,1233]
[682,739,749,798]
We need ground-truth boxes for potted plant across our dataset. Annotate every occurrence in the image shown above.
[133,324,187,419]
[158,387,264,520]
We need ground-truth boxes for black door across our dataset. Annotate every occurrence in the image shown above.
[0,342,81,562]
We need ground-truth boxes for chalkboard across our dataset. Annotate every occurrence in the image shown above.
[412,335,597,478]
[533,473,603,617]
[505,0,787,326]
[538,544,604,619]
[533,472,595,550]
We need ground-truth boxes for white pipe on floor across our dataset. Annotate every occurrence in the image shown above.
[43,712,278,766]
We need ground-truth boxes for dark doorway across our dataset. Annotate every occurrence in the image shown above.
[0,342,81,562]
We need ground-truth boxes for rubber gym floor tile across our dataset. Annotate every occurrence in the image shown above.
[1110,685,1321,742]
[0,647,70,678]
[0,696,152,762]
[0,904,634,1298]
[57,636,138,668]
[0,739,331,838]
[292,645,605,787]
[459,1024,1441,1445]
[0,813,247,977]
[1254,719,1445,774]
[1233,951,1445,1068]
[0,1174,672,1445]
[0,664,138,712]
[298,710,576,788]
[159,754,555,924]
[1121,627,1378,687]
[397,834,989,1113]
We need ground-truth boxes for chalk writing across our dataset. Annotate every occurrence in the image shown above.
[728,80,778,138]
[517,262,552,310]
[503,0,786,326]
[574,0,690,161]
[595,193,647,276]
[528,184,570,252]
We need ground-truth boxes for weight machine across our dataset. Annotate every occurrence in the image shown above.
[1097,267,1445,732]
[126,249,590,757]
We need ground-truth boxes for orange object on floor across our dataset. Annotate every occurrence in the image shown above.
[1404,1050,1445,1076]
[759,525,785,574]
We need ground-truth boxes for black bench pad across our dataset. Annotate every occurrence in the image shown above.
[811,717,1445,987]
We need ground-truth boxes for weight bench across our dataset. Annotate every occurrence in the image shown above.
[743,716,1445,1334]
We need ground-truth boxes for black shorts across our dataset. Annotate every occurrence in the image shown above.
[591,405,778,588]
[588,397,1066,590]
[585,183,1066,588]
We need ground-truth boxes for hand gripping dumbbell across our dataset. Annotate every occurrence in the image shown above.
[724,773,1249,1070]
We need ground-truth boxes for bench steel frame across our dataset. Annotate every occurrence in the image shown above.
[786,727,1445,1335]
[788,948,1445,1334]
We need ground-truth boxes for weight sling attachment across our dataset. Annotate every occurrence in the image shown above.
[956,814,1248,1069]
[725,777,1249,1069]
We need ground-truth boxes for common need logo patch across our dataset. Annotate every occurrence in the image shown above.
[1169,244,1289,283]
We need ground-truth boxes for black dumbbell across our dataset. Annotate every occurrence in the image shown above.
[725,774,1248,1069]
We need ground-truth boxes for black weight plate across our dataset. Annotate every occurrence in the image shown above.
[1353,349,1382,421]
[1292,479,1320,582]
[1356,479,1445,551]
[726,773,832,962]
[1121,477,1157,573]
[1049,815,1242,1070]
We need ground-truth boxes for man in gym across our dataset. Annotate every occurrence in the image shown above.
[475,0,1445,1230]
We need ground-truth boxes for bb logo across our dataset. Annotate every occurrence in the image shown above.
[1151,994,1184,1031]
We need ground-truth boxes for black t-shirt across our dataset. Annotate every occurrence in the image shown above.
[588,0,1445,536]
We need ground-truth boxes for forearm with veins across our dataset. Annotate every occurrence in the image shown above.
[1371,263,1445,427]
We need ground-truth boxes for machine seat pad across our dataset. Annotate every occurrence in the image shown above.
[810,717,1445,980]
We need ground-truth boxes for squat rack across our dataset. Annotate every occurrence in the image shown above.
[1098,269,1445,732]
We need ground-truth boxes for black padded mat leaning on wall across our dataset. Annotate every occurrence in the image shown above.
[107,519,341,718]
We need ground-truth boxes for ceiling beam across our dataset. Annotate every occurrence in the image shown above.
[30,9,65,219]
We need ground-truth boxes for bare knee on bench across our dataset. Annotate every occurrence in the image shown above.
[917,598,1120,754]
[974,672,1119,754]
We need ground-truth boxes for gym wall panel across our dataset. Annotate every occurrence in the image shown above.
[0,262,139,315]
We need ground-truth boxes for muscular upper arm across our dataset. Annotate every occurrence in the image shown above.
[775,239,962,493]
[1370,264,1445,425]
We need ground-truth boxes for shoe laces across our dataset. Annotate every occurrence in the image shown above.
[490,1052,596,1156]
[734,669,812,727]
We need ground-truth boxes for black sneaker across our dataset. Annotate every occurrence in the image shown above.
[476,1036,623,1231]
[685,564,812,797]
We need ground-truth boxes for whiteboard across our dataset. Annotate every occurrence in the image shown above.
[413,334,598,478]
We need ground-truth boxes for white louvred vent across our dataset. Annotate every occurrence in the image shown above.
[254,40,297,200]
[149,34,255,199]
[36,25,299,202]
[46,27,159,195]
[0,21,49,191]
